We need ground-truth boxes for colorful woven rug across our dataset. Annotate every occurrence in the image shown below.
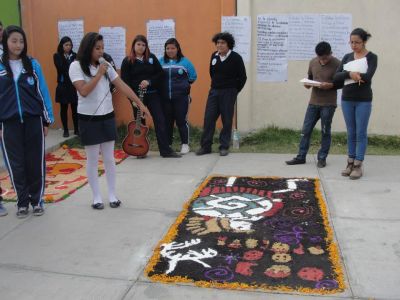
[146,176,345,294]
[0,147,128,203]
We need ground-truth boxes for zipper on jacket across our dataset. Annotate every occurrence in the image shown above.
[14,75,24,123]
[168,62,172,100]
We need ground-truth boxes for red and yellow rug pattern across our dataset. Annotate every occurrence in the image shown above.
[145,175,345,294]
[0,147,128,203]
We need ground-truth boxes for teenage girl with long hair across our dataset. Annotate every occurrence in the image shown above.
[69,32,151,209]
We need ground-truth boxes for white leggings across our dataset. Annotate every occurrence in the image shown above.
[84,141,118,204]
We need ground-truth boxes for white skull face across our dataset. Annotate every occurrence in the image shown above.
[192,193,282,231]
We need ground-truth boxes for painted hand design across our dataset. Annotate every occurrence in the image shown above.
[186,217,232,235]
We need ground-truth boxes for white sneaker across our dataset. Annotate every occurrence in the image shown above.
[180,144,190,154]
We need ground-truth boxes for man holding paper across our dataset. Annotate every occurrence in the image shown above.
[286,42,340,168]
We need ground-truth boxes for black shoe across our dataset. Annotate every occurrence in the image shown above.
[219,149,229,156]
[162,152,182,158]
[110,200,121,208]
[285,157,306,165]
[317,159,326,168]
[16,207,29,218]
[32,206,45,216]
[63,130,70,138]
[91,203,104,210]
[196,148,211,156]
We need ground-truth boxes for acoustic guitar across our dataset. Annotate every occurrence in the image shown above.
[122,88,150,157]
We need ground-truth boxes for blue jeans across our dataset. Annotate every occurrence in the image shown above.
[297,104,336,161]
[341,100,372,161]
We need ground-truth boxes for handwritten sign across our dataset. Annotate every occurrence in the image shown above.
[147,19,175,59]
[58,19,84,53]
[99,27,126,69]
[288,14,320,60]
[320,14,352,60]
[257,15,289,82]
[222,16,252,63]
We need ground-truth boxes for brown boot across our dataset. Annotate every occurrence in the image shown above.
[349,160,363,180]
[341,158,354,177]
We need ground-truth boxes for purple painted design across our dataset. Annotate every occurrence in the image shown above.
[309,236,323,243]
[315,279,339,289]
[221,253,240,265]
[263,217,295,229]
[204,266,234,282]
[274,226,308,245]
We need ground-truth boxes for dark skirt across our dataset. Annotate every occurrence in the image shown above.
[55,83,78,104]
[78,112,117,146]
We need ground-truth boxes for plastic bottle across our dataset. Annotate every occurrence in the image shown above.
[232,129,240,149]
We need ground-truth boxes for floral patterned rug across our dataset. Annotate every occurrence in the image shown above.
[145,175,345,295]
[0,146,128,203]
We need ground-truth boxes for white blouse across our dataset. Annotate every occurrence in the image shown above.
[69,61,118,116]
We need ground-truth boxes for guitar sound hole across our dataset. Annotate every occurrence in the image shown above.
[134,129,141,136]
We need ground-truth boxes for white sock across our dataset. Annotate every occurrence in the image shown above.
[100,141,118,203]
[85,144,103,204]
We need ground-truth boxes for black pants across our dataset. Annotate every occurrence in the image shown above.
[134,92,173,156]
[200,88,237,150]
[60,102,78,132]
[0,117,45,208]
[162,95,190,145]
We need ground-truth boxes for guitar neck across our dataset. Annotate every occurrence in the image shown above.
[134,88,146,128]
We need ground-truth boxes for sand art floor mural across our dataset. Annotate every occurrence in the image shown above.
[146,175,345,294]
[0,147,127,203]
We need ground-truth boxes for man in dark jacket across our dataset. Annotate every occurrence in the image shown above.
[196,32,247,156]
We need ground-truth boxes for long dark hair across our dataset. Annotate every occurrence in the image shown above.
[1,25,33,78]
[77,32,103,77]
[163,38,184,63]
[57,36,73,56]
[128,35,150,63]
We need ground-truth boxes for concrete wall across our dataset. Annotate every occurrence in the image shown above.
[20,0,235,128]
[0,0,20,26]
[237,0,400,135]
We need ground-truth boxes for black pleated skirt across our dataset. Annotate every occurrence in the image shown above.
[78,112,117,146]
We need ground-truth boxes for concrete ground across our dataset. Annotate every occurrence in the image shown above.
[0,129,399,300]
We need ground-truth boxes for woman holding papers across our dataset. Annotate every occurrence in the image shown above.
[334,28,378,180]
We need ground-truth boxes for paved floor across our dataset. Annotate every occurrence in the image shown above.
[0,129,399,300]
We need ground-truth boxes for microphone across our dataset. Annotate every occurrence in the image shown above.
[98,57,110,81]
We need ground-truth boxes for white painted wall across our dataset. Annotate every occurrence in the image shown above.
[236,0,400,135]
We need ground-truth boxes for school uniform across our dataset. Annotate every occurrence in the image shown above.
[68,60,119,145]
[159,56,197,145]
[0,57,54,208]
[121,54,176,156]
[200,50,247,151]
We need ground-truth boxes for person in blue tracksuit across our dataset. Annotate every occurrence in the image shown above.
[0,25,54,218]
[159,38,197,154]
